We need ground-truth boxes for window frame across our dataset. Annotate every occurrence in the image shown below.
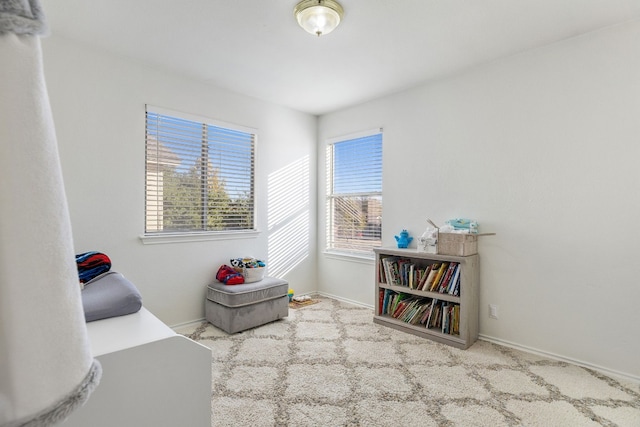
[141,105,258,244]
[325,128,383,258]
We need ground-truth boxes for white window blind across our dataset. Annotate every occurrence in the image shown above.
[327,130,382,255]
[145,106,255,234]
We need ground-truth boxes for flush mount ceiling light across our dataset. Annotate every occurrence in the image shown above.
[294,0,344,37]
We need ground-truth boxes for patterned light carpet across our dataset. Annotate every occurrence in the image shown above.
[176,296,640,427]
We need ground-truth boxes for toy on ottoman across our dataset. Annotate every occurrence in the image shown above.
[205,276,289,334]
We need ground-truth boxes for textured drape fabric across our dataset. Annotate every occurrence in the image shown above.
[0,1,101,426]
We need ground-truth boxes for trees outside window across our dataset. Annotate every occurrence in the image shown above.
[145,108,255,234]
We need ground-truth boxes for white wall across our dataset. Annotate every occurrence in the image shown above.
[42,37,318,326]
[318,20,640,380]
[41,19,640,380]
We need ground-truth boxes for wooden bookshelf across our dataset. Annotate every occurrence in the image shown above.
[373,247,479,349]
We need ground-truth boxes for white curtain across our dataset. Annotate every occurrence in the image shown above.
[0,1,101,426]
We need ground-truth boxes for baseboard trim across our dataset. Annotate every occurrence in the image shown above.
[479,334,640,385]
[315,291,374,310]
[170,318,205,330]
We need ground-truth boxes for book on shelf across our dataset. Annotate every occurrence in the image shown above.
[378,259,386,284]
[381,257,463,299]
[452,305,460,335]
[426,298,439,328]
[380,257,388,284]
[382,292,435,327]
[381,289,392,315]
[447,264,461,295]
[432,303,460,336]
[392,260,401,286]
[434,263,451,293]
[429,262,449,292]
[407,299,424,321]
[385,290,395,315]
[448,272,461,296]
[392,296,412,318]
[407,299,427,323]
[382,257,433,290]
[408,263,415,289]
[438,262,457,293]
[404,301,425,324]
[394,296,418,319]
[416,264,433,291]
[402,259,412,287]
[379,291,462,336]
[381,257,397,285]
[423,263,440,291]
[419,301,433,325]
[409,263,431,290]
[397,259,408,287]
[410,303,430,325]
[383,291,392,314]
[393,258,409,286]
[389,292,410,315]
[441,303,449,334]
[389,259,400,286]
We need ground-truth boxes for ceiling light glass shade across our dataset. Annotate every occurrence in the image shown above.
[294,0,344,37]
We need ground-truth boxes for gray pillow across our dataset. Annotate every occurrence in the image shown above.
[81,271,142,322]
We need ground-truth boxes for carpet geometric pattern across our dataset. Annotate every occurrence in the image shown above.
[176,296,640,427]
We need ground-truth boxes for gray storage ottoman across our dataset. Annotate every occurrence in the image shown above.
[205,276,289,333]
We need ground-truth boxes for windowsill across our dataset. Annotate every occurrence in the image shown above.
[139,230,260,245]
[323,250,375,264]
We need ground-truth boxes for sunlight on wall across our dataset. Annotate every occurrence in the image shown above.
[267,156,310,278]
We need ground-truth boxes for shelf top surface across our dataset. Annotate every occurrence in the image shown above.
[374,247,478,262]
[378,282,460,302]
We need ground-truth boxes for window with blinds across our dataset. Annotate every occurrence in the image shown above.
[145,106,255,235]
[326,130,382,255]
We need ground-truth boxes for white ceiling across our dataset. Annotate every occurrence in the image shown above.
[43,0,640,116]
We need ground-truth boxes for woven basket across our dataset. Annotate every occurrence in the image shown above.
[438,233,478,256]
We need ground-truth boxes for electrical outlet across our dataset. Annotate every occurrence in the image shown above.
[489,304,499,319]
